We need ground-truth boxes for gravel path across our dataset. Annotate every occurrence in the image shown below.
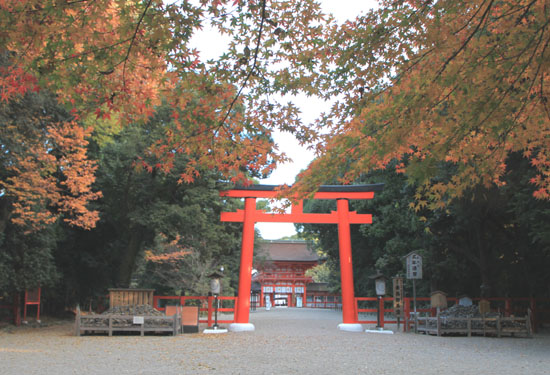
[1,308,548,375]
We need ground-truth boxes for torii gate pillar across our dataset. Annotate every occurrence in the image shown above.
[233,197,257,331]
[220,184,383,332]
[336,198,360,330]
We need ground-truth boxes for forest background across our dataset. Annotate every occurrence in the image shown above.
[0,0,549,314]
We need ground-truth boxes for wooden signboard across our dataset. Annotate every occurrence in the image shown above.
[393,277,404,318]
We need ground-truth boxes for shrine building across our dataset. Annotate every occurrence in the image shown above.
[252,240,339,308]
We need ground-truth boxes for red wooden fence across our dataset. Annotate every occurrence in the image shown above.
[153,295,237,327]
[2,292,548,332]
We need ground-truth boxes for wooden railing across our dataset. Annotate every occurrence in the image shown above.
[305,296,342,309]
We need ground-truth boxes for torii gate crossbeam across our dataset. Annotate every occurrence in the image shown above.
[220,184,383,332]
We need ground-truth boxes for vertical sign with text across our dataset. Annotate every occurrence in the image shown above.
[406,252,422,279]
[392,277,404,318]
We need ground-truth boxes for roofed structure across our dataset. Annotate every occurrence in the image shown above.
[252,240,323,308]
[257,240,319,262]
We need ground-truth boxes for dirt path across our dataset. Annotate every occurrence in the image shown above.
[1,308,548,374]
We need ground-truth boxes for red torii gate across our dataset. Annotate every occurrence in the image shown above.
[220,184,383,332]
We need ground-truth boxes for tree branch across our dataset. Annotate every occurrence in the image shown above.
[217,0,267,130]
[435,0,494,80]
[122,0,154,88]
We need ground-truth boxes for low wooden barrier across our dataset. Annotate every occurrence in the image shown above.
[75,309,179,336]
[415,312,532,338]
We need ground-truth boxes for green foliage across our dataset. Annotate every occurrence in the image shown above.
[305,262,331,284]
[299,157,550,298]
[0,86,267,309]
[277,233,302,241]
[0,223,59,292]
[51,104,248,307]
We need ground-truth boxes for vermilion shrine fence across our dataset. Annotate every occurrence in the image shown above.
[153,295,237,327]
[2,293,547,332]
[149,294,549,332]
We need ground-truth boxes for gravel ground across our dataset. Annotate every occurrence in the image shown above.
[1,308,549,375]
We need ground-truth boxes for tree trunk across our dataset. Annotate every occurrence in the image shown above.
[115,228,146,288]
[476,225,492,297]
[0,196,13,236]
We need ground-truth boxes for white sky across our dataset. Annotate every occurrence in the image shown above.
[190,0,378,239]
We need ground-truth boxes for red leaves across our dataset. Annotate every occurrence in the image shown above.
[0,66,39,102]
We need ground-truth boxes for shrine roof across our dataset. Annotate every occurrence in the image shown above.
[257,240,319,262]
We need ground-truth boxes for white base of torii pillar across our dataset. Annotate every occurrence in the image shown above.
[229,323,255,332]
[338,323,364,332]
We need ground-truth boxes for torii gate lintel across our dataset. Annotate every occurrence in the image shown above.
[220,184,383,332]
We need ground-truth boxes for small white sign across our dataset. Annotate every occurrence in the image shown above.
[406,252,423,279]
[133,316,144,325]
[263,286,273,293]
[294,286,304,293]
[375,279,386,295]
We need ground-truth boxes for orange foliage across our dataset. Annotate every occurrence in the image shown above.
[144,250,190,264]
[4,0,549,210]
[1,0,308,195]
[144,235,191,264]
[290,0,550,204]
[2,121,101,231]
